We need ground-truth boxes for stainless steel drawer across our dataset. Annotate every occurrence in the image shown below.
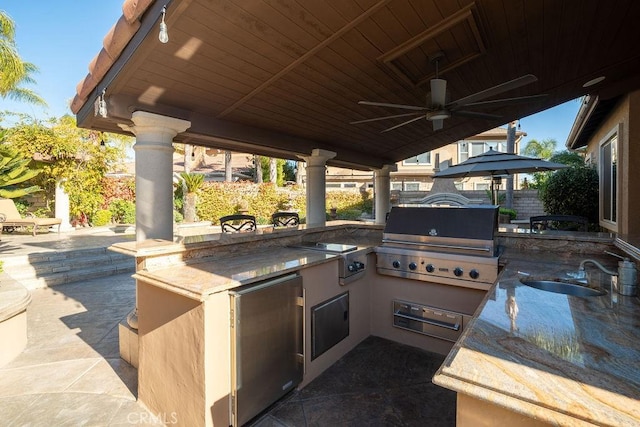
[392,300,468,342]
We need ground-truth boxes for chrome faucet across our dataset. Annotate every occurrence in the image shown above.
[578,259,617,276]
[578,251,637,296]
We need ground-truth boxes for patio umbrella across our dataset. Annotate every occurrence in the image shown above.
[433,149,568,204]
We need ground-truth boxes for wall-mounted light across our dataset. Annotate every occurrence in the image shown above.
[97,88,108,118]
[159,6,169,44]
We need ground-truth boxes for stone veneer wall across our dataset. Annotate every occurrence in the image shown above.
[396,189,545,220]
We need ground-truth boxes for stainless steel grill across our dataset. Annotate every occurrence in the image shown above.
[376,206,500,289]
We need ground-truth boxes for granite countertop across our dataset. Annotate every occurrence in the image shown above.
[134,245,372,301]
[434,249,640,426]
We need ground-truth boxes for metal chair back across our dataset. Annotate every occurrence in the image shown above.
[272,212,300,227]
[530,215,588,232]
[219,214,257,233]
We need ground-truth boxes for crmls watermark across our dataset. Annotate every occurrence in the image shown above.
[127,411,178,425]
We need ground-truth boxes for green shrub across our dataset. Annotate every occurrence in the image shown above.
[195,182,372,225]
[174,210,184,223]
[499,208,517,220]
[13,199,30,216]
[539,166,599,223]
[109,199,136,224]
[92,209,113,226]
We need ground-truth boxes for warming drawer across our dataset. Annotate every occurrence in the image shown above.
[392,300,470,343]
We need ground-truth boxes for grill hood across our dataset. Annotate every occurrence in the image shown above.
[382,206,499,257]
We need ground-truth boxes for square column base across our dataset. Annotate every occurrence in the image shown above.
[119,320,139,368]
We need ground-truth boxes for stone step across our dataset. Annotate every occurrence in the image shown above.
[2,247,135,290]
[16,261,135,290]
[4,252,133,278]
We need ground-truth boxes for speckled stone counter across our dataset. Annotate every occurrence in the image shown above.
[133,247,347,300]
[434,248,640,426]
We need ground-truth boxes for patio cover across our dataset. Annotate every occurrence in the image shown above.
[72,0,640,170]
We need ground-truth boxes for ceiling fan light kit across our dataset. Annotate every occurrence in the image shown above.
[430,78,447,107]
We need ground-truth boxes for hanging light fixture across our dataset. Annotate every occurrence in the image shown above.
[159,6,169,44]
[97,89,108,118]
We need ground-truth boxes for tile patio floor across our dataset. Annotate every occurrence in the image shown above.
[0,272,162,426]
[0,228,456,426]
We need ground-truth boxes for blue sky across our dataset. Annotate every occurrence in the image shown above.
[2,1,581,151]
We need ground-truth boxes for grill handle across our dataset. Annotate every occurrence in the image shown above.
[381,238,492,253]
[393,311,460,331]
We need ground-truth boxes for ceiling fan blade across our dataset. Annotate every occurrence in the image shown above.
[358,100,427,111]
[453,110,502,120]
[447,74,538,108]
[381,115,425,133]
[350,112,424,125]
[463,94,548,108]
[432,119,444,131]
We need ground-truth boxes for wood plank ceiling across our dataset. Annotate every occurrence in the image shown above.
[75,0,640,170]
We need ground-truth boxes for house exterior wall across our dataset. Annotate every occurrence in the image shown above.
[317,127,526,192]
[582,91,640,235]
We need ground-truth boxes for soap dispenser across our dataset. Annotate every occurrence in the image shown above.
[617,258,638,296]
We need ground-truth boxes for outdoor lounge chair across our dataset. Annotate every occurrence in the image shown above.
[0,199,62,236]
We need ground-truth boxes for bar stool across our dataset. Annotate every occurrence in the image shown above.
[219,214,257,233]
[271,212,300,228]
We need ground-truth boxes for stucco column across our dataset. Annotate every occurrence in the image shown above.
[54,179,74,231]
[120,111,190,242]
[374,164,397,224]
[298,149,336,227]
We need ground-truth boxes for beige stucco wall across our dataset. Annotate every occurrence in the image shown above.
[583,91,640,235]
[0,311,28,368]
[369,273,486,356]
[138,282,208,427]
[299,256,372,388]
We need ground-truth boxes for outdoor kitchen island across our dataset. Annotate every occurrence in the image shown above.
[112,223,640,426]
[434,244,640,427]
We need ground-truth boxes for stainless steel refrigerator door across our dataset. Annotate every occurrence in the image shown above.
[230,273,304,426]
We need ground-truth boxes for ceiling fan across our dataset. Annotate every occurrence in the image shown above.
[351,52,547,132]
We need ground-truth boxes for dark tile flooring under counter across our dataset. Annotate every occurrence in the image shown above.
[250,336,456,427]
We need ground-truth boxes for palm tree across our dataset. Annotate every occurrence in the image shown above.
[522,138,557,160]
[180,172,204,222]
[0,10,46,105]
[0,143,41,198]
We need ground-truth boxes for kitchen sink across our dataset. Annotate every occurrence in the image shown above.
[519,280,606,297]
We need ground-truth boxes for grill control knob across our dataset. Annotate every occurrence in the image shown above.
[469,269,480,279]
[392,260,401,268]
[425,264,435,273]
[454,267,464,277]
[409,262,417,271]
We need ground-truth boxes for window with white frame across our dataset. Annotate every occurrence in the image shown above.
[403,152,431,165]
[391,181,420,191]
[458,141,507,162]
[600,133,617,223]
[404,182,420,191]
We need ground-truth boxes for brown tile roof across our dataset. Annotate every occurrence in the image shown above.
[71,0,154,114]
